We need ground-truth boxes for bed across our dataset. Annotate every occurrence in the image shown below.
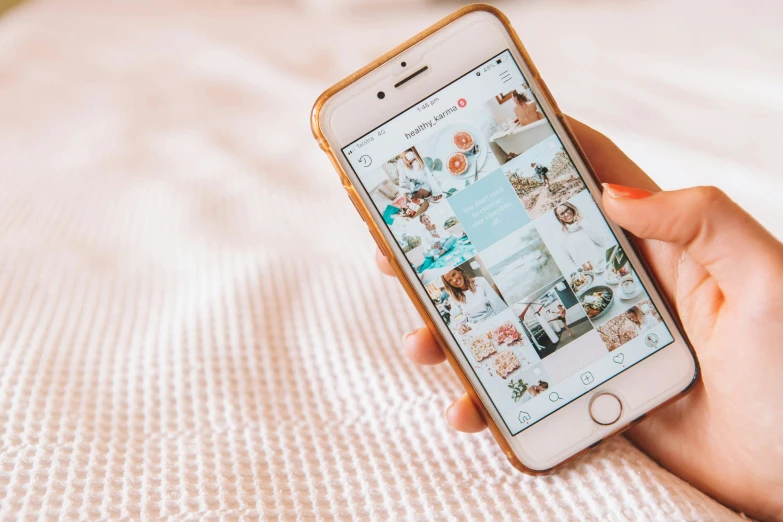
[0,0,778,519]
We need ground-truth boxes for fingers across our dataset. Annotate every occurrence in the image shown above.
[565,117,687,306]
[403,327,445,365]
[446,394,488,433]
[565,117,659,192]
[401,330,486,433]
[602,184,783,298]
[376,247,395,276]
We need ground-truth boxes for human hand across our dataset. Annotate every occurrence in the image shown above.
[375,118,783,520]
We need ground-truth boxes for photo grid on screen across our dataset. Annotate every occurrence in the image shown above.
[354,74,668,432]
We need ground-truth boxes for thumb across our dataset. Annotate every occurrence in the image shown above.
[602,183,782,297]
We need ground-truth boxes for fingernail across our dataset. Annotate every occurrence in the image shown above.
[403,328,419,344]
[445,403,455,424]
[602,183,652,199]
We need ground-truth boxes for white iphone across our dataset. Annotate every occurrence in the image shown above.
[311,4,698,472]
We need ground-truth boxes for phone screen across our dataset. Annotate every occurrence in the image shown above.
[342,50,674,435]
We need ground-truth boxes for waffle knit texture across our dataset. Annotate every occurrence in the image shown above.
[0,0,777,519]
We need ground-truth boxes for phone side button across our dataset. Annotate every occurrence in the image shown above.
[367,226,390,259]
[346,192,366,223]
[537,77,561,115]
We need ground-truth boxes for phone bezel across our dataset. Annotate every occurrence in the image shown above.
[311,5,698,472]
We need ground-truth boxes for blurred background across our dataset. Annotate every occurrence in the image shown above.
[0,0,780,519]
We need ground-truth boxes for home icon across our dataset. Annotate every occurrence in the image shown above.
[518,411,531,423]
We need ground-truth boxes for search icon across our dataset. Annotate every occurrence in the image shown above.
[549,392,562,402]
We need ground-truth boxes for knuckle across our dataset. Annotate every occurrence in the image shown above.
[692,185,728,207]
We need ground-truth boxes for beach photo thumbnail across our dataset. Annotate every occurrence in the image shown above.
[480,224,561,306]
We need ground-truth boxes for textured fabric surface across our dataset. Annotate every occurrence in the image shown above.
[0,0,780,519]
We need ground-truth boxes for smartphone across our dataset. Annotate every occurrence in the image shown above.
[311,4,698,472]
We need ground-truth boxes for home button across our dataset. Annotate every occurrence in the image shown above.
[589,393,623,426]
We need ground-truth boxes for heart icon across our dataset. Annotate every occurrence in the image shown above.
[613,353,625,364]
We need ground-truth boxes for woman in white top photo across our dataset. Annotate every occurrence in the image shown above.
[441,267,507,324]
[396,148,443,201]
[554,202,613,267]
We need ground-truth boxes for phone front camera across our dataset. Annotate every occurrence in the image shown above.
[377,91,385,100]
[401,61,407,67]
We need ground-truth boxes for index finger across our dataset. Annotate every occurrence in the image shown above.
[565,117,659,192]
[565,117,681,304]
